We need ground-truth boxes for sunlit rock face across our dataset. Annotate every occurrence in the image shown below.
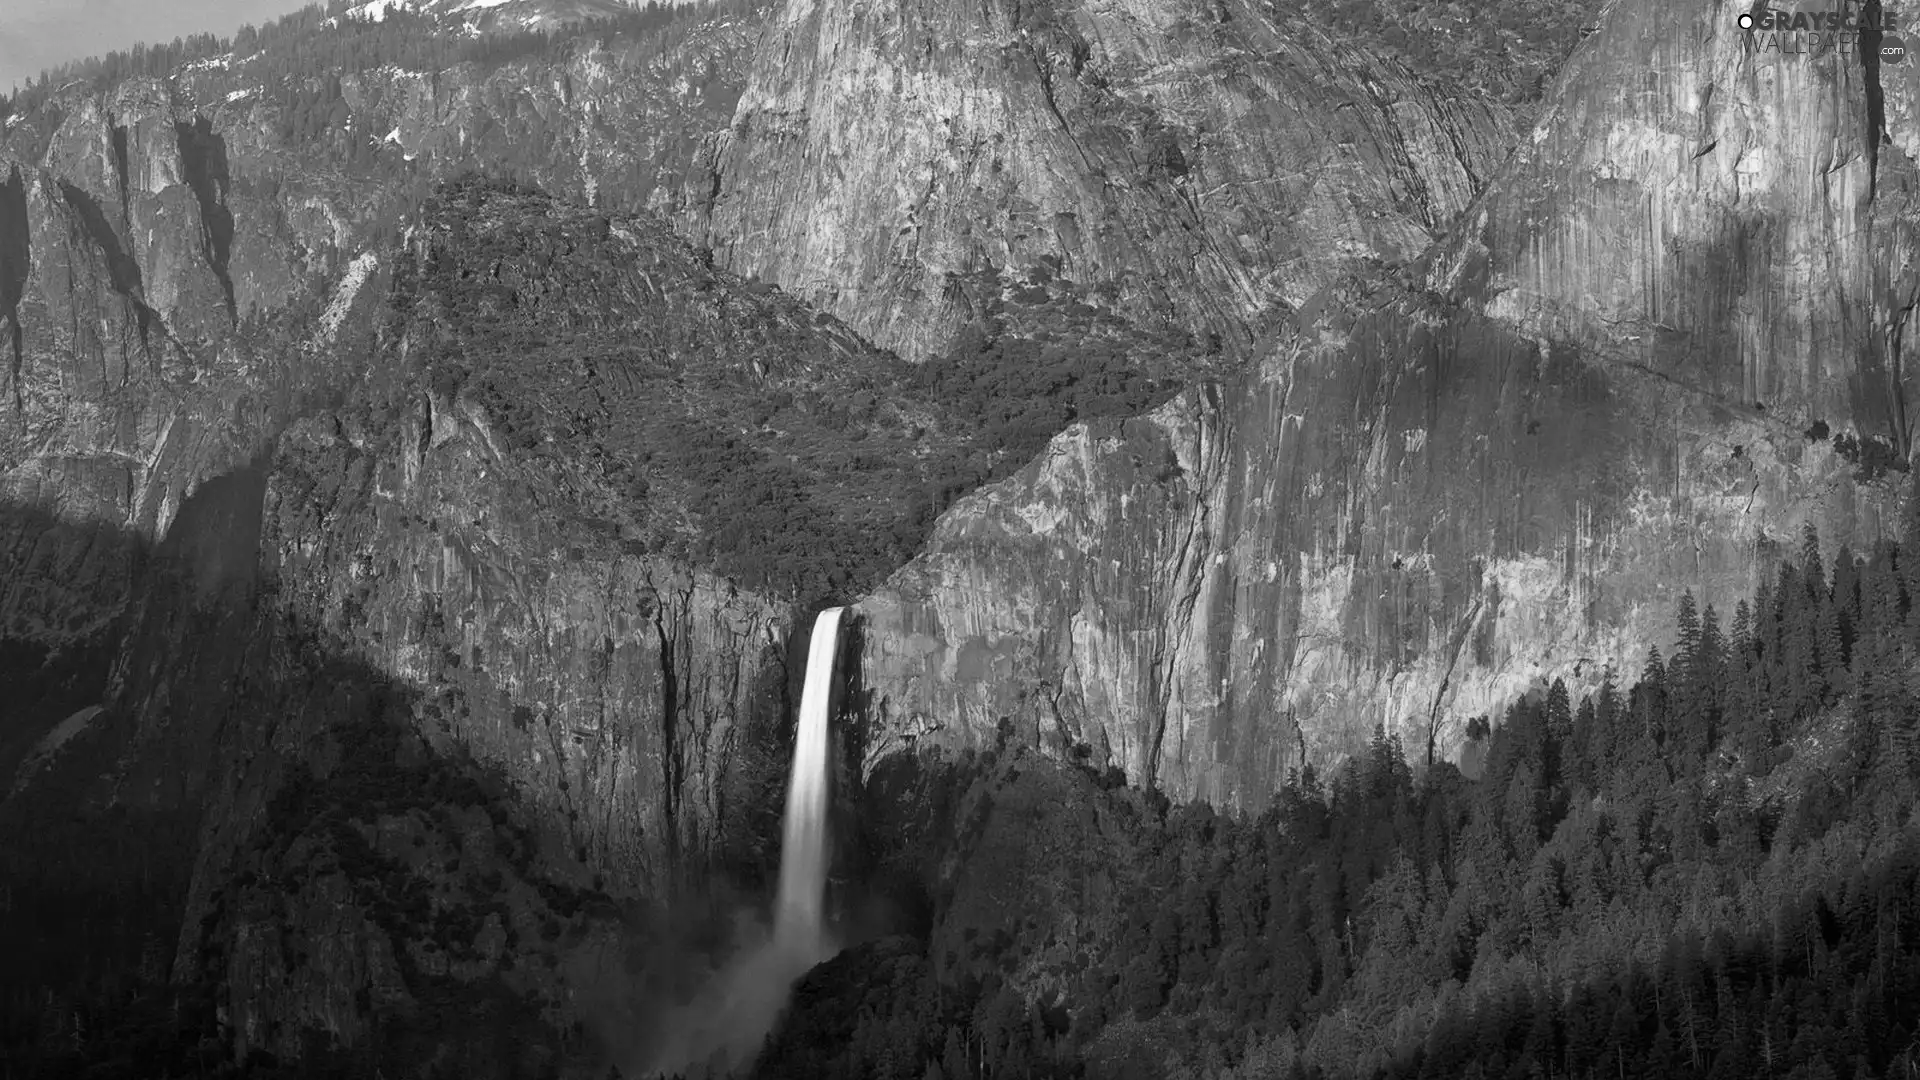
[686,0,1513,361]
[854,0,1916,807]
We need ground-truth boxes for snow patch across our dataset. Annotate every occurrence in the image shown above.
[317,252,380,345]
[339,0,420,23]
[11,706,105,796]
[384,125,403,144]
[225,87,257,104]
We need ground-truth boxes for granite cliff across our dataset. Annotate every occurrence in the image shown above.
[686,0,1516,361]
[848,0,1918,808]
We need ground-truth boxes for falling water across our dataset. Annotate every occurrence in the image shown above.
[634,607,846,1079]
[773,605,843,962]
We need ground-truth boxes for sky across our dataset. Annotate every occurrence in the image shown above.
[0,0,321,93]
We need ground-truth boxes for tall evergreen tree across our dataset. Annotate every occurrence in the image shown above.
[1753,575,1777,667]
[1544,678,1573,790]
[1832,544,1861,625]
[1861,541,1902,646]
[1802,520,1827,603]
[1676,590,1702,672]
[1901,466,1920,624]
[1639,646,1669,746]
[1572,694,1599,793]
[1731,599,1754,663]
[1692,603,1727,756]
[1818,592,1849,700]
[1595,665,1624,777]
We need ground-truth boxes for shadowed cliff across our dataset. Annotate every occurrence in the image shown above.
[0,490,650,1078]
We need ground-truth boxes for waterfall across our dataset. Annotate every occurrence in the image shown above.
[634,607,846,1080]
[773,606,843,962]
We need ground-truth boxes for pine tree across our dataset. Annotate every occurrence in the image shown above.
[1732,599,1754,663]
[1864,540,1903,641]
[1779,558,1822,719]
[1802,520,1827,603]
[1699,604,1727,704]
[1689,602,1728,758]
[1833,544,1862,622]
[1640,646,1669,746]
[1818,592,1848,701]
[1596,665,1624,778]
[1573,695,1599,793]
[1753,575,1777,667]
[1545,677,1573,790]
[1675,590,1702,682]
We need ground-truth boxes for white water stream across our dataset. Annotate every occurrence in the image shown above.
[773,606,843,962]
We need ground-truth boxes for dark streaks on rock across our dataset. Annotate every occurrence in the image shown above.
[109,120,131,221]
[56,179,152,351]
[174,115,237,323]
[653,594,683,871]
[0,166,28,411]
[1861,0,1888,202]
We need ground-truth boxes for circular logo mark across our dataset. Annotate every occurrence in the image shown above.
[1737,11,1755,29]
[1884,33,1909,63]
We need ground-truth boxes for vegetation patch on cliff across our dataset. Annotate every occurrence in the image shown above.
[390,179,1208,606]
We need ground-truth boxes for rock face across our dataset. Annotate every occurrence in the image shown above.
[686,0,1513,361]
[1430,0,1920,437]
[247,413,788,890]
[852,0,1918,808]
[1,166,904,1070]
[0,5,767,659]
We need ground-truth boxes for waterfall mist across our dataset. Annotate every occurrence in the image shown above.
[632,607,845,1079]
